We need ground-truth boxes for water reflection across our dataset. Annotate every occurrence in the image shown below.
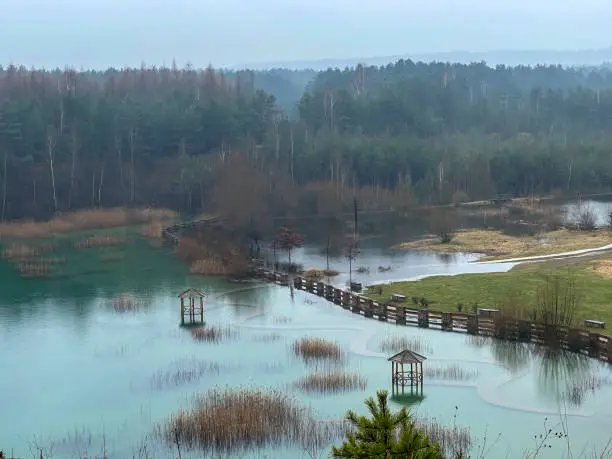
[390,385,427,408]
[466,335,601,407]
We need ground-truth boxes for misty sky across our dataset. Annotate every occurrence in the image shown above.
[1,0,611,69]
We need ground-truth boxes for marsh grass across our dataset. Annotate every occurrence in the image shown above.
[74,234,128,249]
[1,243,55,260]
[191,325,237,343]
[99,251,126,263]
[294,371,367,394]
[424,365,479,381]
[140,221,165,239]
[273,315,292,325]
[291,337,346,365]
[155,388,348,455]
[253,332,282,343]
[378,333,433,355]
[149,360,223,391]
[417,418,472,458]
[561,374,612,407]
[14,260,55,278]
[0,207,177,239]
[111,296,145,313]
[303,268,325,281]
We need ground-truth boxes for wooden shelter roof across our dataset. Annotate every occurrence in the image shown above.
[387,349,427,364]
[178,287,206,299]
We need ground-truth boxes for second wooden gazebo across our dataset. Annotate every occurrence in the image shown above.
[388,349,427,388]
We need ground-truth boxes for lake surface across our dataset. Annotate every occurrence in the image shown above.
[1,227,612,458]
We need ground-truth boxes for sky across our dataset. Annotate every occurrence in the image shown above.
[0,0,611,69]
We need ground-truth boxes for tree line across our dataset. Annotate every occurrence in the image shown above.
[1,60,612,225]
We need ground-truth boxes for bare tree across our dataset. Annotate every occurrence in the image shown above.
[573,202,597,231]
[68,127,78,209]
[345,238,359,285]
[535,274,581,344]
[428,209,456,243]
[46,126,58,214]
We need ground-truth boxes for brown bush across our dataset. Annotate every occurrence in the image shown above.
[0,207,177,239]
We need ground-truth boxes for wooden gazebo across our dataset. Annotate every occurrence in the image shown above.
[178,288,205,325]
[388,349,427,388]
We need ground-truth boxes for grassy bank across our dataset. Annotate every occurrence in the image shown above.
[397,229,612,261]
[0,207,177,239]
[367,256,612,328]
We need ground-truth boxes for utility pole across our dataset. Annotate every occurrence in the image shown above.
[353,197,359,243]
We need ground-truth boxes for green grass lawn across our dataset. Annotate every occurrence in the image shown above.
[366,260,612,329]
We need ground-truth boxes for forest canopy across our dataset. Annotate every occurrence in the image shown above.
[1,60,612,223]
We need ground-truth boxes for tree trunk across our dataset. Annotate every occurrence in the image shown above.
[129,128,136,205]
[91,169,96,207]
[1,151,7,221]
[115,134,125,202]
[47,129,58,214]
[97,165,104,207]
[69,129,77,209]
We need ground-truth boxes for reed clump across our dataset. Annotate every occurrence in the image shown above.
[74,234,128,249]
[111,296,145,312]
[273,315,292,325]
[417,418,472,459]
[155,388,310,454]
[150,360,222,391]
[304,268,325,281]
[191,325,237,343]
[378,333,433,355]
[13,260,54,278]
[425,365,479,381]
[1,243,55,260]
[0,207,177,239]
[294,371,367,394]
[291,337,346,364]
[140,221,164,238]
[253,333,281,343]
[323,268,339,276]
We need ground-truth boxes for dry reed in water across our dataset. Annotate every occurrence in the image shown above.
[562,374,612,406]
[13,260,54,278]
[0,207,177,239]
[140,221,164,238]
[150,360,222,391]
[112,296,145,312]
[74,235,128,249]
[379,333,433,355]
[294,371,367,394]
[416,418,472,458]
[291,337,346,364]
[253,333,282,343]
[1,243,55,260]
[191,325,237,343]
[425,365,479,382]
[273,315,292,325]
[155,388,348,455]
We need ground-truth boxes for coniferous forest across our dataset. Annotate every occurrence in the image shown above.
[1,61,612,226]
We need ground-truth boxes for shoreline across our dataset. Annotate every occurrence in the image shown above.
[397,228,612,262]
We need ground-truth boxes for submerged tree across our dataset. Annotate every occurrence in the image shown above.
[345,238,359,285]
[332,390,444,458]
[274,226,304,265]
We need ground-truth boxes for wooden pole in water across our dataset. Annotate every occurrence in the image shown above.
[180,297,184,325]
[200,296,204,323]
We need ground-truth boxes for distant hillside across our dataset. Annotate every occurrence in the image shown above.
[242,47,612,71]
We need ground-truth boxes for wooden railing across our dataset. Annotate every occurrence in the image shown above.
[287,275,612,365]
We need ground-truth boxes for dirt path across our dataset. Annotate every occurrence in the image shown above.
[478,243,612,264]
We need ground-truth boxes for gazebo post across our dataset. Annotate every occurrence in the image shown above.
[388,348,427,391]
[200,296,204,322]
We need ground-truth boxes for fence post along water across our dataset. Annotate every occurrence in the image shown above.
[286,274,611,365]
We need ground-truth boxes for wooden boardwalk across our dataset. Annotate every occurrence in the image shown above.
[255,271,612,365]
